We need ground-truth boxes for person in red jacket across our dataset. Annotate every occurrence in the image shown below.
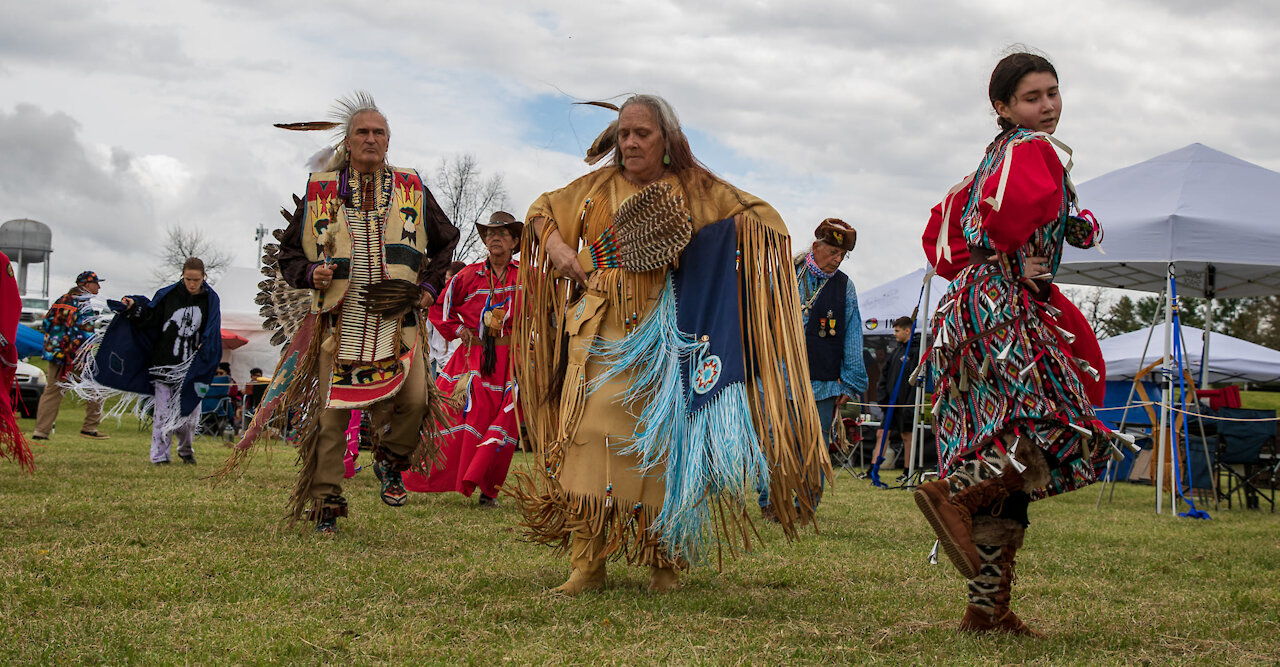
[403,212,522,506]
[0,252,33,470]
[916,51,1121,636]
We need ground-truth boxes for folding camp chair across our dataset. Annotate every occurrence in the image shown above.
[197,377,235,442]
[1215,407,1277,512]
[831,406,870,480]
[1180,434,1217,508]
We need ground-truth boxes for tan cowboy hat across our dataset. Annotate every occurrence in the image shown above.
[475,211,524,243]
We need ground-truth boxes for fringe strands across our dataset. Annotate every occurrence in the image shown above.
[590,272,767,564]
[62,333,201,434]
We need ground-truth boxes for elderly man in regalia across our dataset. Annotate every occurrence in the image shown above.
[271,93,459,533]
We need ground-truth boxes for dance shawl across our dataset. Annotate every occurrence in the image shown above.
[69,281,222,425]
[513,167,826,566]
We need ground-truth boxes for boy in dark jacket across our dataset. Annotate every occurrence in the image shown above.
[876,316,920,468]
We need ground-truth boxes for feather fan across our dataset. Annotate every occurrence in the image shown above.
[359,279,421,319]
[577,181,692,274]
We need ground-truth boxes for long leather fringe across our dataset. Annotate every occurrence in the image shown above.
[512,172,827,566]
[737,212,830,538]
[508,470,685,570]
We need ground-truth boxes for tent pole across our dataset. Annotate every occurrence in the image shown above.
[1177,323,1220,507]
[1198,303,1208,389]
[907,270,934,484]
[1156,263,1175,515]
[1200,264,1216,390]
[1097,288,1166,508]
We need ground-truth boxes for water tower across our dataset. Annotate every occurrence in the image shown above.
[0,218,53,318]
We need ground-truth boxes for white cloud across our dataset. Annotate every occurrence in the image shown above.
[2,0,1278,307]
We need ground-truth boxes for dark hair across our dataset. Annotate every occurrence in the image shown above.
[447,261,466,276]
[218,362,231,372]
[989,51,1057,135]
[892,316,913,329]
[250,367,263,376]
[183,256,205,274]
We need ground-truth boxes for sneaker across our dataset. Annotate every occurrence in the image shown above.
[373,460,408,507]
[315,516,339,535]
[32,433,49,441]
[179,453,197,465]
[478,494,498,508]
[80,430,109,440]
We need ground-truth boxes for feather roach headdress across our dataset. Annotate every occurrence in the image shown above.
[274,91,383,172]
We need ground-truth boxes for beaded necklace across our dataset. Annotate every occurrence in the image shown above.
[798,254,835,315]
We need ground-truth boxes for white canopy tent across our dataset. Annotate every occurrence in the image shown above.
[1099,325,1280,385]
[857,268,950,337]
[210,266,282,383]
[1058,143,1280,514]
[1059,143,1280,297]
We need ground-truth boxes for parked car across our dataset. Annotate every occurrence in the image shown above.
[20,295,49,328]
[12,360,46,419]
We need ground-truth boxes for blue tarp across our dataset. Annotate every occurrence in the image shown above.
[15,323,42,359]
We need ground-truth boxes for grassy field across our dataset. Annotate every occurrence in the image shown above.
[1,407,1278,665]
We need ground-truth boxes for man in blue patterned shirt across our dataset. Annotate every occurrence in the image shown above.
[34,271,107,440]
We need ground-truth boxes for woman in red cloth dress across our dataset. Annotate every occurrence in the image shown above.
[916,52,1121,636]
[403,213,522,505]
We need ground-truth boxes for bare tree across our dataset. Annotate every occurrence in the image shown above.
[433,154,509,263]
[151,225,233,286]
[1061,285,1112,337]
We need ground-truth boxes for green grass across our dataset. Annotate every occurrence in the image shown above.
[1241,390,1280,412]
[2,407,1278,665]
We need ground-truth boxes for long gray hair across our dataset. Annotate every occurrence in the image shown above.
[610,94,696,172]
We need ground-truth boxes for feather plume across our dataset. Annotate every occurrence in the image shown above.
[577,182,692,273]
[584,120,618,166]
[273,121,341,131]
[330,91,379,126]
[574,100,620,112]
[577,101,622,165]
[359,279,421,318]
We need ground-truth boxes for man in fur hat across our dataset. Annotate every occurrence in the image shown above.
[761,218,867,520]
[274,94,458,533]
[403,211,522,506]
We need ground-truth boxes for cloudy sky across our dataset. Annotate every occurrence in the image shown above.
[1,0,1276,310]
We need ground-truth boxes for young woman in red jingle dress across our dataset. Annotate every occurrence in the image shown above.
[402,250,521,504]
[916,53,1116,636]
